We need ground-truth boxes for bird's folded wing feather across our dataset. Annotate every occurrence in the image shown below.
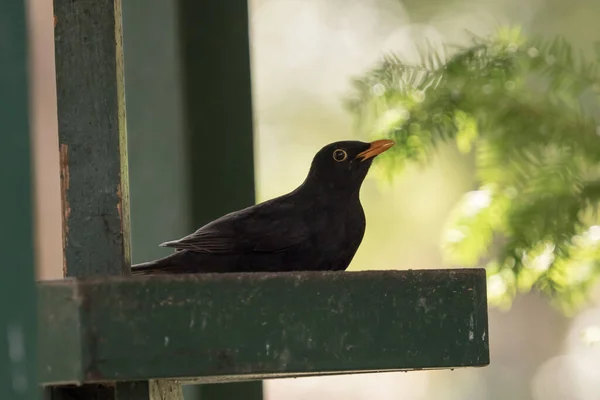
[160,203,310,254]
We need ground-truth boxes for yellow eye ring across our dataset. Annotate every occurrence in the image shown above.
[333,149,348,162]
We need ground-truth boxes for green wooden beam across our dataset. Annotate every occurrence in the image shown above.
[0,1,38,399]
[38,269,489,385]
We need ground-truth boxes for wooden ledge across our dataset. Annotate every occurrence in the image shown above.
[38,269,489,385]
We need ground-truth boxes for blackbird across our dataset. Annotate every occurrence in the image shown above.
[131,139,394,275]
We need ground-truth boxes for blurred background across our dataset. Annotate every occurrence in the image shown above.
[28,0,600,399]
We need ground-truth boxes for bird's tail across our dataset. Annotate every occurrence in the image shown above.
[130,254,181,275]
[130,251,206,275]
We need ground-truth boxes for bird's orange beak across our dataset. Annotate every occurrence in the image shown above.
[355,139,395,161]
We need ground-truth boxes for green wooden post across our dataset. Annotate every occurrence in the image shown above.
[54,0,130,278]
[177,0,261,398]
[49,0,180,398]
[0,1,38,399]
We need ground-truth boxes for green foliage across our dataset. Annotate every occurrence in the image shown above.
[347,27,600,315]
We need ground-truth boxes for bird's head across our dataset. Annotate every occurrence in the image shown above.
[303,139,395,195]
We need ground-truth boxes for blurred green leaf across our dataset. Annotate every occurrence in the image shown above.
[348,27,600,315]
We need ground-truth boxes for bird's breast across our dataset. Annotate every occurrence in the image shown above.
[306,202,366,270]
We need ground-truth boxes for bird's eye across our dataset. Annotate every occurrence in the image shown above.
[332,149,347,162]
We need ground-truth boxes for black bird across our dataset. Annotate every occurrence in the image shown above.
[131,139,394,275]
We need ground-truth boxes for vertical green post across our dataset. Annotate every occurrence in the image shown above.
[51,0,180,398]
[0,1,38,399]
[54,0,131,278]
[178,0,256,222]
[177,1,262,399]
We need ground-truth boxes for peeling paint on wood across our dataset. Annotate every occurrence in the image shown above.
[59,143,70,276]
[150,381,183,400]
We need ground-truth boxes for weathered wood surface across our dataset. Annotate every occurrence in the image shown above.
[54,0,130,278]
[38,269,489,385]
[0,1,38,399]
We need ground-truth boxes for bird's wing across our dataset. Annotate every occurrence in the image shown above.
[160,201,310,254]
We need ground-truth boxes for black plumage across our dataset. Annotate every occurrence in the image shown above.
[131,139,394,275]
